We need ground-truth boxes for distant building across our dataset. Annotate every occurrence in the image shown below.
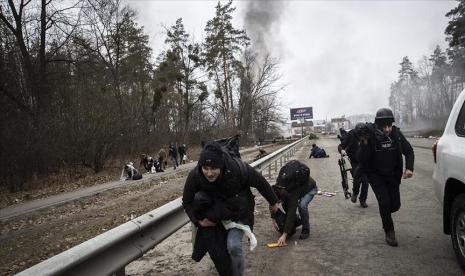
[291,120,313,136]
[330,116,350,132]
[312,119,326,133]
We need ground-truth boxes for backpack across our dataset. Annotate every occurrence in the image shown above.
[276,160,310,191]
[202,134,241,159]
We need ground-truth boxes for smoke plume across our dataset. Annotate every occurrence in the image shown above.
[243,1,286,60]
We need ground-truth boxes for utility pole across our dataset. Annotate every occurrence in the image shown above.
[299,118,304,138]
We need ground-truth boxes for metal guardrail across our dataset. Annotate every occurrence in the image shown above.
[17,136,309,276]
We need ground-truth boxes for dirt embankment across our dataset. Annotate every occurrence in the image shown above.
[0,171,187,275]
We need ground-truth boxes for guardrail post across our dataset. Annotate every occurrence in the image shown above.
[280,156,283,167]
[268,165,271,179]
[274,160,278,172]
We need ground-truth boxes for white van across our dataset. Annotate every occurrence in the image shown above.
[432,89,465,270]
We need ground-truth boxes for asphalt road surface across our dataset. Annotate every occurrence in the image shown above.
[127,137,463,275]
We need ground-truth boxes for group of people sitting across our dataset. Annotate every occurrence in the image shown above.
[120,143,188,180]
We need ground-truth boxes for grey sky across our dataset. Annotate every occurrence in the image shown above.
[128,0,457,121]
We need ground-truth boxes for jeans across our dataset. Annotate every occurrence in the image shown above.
[298,187,317,231]
[227,226,245,276]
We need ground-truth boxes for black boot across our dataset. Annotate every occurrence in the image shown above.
[360,201,368,208]
[385,230,398,247]
[299,228,310,240]
[351,194,357,203]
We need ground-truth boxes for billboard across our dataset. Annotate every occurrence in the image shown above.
[290,107,313,120]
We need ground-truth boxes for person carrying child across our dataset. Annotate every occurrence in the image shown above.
[182,141,279,276]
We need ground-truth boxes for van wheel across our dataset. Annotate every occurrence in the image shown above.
[451,194,465,271]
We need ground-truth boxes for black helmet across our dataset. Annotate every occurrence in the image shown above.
[374,108,394,125]
[355,122,365,131]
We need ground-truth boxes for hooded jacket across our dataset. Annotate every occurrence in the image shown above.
[182,152,279,228]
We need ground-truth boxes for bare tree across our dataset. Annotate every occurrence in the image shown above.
[239,50,284,141]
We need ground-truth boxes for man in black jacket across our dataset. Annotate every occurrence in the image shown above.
[178,144,187,164]
[339,123,370,208]
[182,141,279,276]
[272,160,318,246]
[168,143,178,169]
[358,108,414,247]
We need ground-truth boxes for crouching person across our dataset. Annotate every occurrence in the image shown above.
[182,141,279,276]
[309,143,329,158]
[122,162,142,180]
[273,160,317,246]
[140,154,154,173]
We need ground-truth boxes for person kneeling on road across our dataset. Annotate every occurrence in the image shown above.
[309,144,329,158]
[182,141,280,276]
[272,160,318,246]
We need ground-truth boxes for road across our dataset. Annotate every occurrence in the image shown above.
[126,137,462,275]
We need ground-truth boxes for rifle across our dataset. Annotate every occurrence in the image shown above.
[338,151,352,199]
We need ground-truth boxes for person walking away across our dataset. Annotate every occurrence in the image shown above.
[168,143,178,169]
[179,144,187,165]
[182,141,280,276]
[158,148,167,170]
[358,108,414,246]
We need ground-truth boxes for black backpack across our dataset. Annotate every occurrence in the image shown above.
[276,160,310,191]
[202,134,241,159]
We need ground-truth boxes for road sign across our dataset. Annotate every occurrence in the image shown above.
[290,107,313,120]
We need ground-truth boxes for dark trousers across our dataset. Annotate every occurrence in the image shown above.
[351,161,369,202]
[193,227,232,276]
[368,174,401,232]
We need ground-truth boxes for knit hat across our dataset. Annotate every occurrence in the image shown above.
[198,141,224,168]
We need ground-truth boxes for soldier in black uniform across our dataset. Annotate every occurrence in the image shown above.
[358,108,414,246]
[339,123,370,208]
